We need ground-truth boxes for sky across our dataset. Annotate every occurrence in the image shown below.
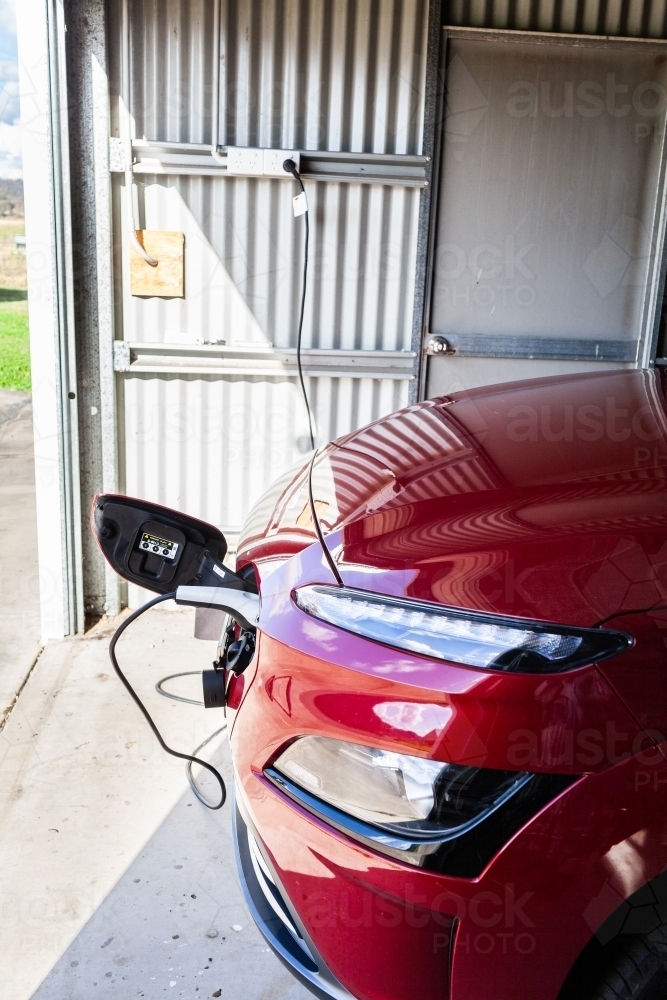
[0,0,21,180]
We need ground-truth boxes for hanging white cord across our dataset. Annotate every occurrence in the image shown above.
[210,0,226,166]
[121,0,158,266]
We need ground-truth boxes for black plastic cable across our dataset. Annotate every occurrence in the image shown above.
[308,448,344,587]
[284,159,315,451]
[185,724,229,809]
[108,593,226,809]
[155,670,204,706]
[155,671,230,808]
[282,159,344,582]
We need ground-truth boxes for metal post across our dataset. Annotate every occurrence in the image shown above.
[64,0,120,618]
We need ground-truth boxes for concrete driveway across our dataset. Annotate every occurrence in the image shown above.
[0,607,312,1000]
[0,387,41,718]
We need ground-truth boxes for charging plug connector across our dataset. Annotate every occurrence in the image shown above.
[202,667,227,709]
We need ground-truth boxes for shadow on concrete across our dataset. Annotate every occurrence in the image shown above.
[30,756,310,1000]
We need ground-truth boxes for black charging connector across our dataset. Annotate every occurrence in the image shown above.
[200,619,254,708]
[282,157,300,181]
[201,667,227,709]
[201,620,234,709]
[226,632,255,675]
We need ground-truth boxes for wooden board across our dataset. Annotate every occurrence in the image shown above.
[130,231,184,297]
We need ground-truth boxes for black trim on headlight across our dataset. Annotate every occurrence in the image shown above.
[264,766,578,878]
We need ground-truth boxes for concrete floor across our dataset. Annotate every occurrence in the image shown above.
[0,395,312,999]
[0,608,312,1000]
[0,388,41,716]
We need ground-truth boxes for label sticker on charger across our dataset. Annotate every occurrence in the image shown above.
[293,192,308,217]
[139,532,179,561]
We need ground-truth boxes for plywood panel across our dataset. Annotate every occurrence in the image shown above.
[130,231,184,297]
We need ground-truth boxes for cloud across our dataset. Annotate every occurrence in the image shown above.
[0,0,18,126]
[0,121,22,179]
[0,0,17,60]
[0,1,20,177]
[0,73,19,127]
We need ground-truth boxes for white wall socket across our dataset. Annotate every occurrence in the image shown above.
[226,147,301,177]
[226,147,264,175]
[263,149,301,177]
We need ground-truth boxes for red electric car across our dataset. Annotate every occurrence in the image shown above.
[229,368,667,1000]
[94,367,667,1000]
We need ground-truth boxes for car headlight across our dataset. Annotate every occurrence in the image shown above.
[293,585,631,673]
[271,735,530,834]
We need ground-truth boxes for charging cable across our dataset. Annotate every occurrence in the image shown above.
[154,671,229,809]
[109,593,227,809]
[283,159,316,452]
[156,671,204,706]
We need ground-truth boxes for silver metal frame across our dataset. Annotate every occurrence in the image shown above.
[122,140,431,188]
[425,334,640,362]
[409,0,443,404]
[45,0,85,634]
[113,341,416,380]
[417,19,448,401]
[66,0,120,619]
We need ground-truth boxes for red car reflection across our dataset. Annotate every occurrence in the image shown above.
[230,369,667,1000]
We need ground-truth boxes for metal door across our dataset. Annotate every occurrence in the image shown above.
[423,27,667,398]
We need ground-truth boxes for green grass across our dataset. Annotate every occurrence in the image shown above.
[0,299,30,391]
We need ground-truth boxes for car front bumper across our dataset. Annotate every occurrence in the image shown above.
[234,791,358,1000]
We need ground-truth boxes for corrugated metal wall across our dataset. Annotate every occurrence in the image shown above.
[122,374,407,534]
[445,0,667,36]
[126,0,429,154]
[108,0,667,571]
[107,0,430,551]
[119,175,420,352]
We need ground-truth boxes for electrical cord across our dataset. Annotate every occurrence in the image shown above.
[109,156,315,810]
[109,593,226,810]
[156,671,204,706]
[185,724,229,809]
[283,159,316,451]
[155,671,231,808]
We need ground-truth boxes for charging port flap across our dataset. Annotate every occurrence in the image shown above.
[91,493,251,595]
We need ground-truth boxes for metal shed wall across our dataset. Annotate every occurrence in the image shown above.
[27,0,667,634]
[102,0,436,609]
[119,0,429,153]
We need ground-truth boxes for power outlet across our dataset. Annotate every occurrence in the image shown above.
[226,147,264,175]
[263,149,301,177]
